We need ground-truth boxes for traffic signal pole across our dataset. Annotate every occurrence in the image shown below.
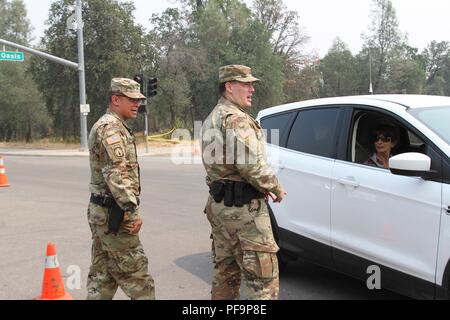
[76,0,88,151]
[0,38,78,69]
[0,0,89,152]
[144,113,149,154]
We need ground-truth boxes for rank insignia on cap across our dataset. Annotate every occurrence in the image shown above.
[106,134,121,145]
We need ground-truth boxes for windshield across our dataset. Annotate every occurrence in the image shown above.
[409,106,450,145]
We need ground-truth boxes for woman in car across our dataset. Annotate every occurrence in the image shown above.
[364,125,399,169]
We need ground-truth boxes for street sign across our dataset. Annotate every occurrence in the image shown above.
[80,104,90,115]
[0,51,24,62]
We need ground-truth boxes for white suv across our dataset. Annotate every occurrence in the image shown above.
[257,95,450,299]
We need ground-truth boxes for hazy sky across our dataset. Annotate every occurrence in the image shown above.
[21,0,450,57]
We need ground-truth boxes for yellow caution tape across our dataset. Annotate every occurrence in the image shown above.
[148,128,176,139]
[147,137,180,144]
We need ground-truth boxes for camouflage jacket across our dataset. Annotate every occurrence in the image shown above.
[201,97,284,196]
[89,110,140,212]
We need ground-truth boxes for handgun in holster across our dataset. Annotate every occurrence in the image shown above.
[106,201,125,236]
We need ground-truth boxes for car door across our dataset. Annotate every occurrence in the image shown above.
[436,158,450,297]
[331,107,442,299]
[265,107,341,266]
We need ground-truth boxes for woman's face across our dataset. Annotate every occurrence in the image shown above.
[373,132,396,154]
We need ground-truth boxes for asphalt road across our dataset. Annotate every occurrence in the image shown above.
[0,156,407,300]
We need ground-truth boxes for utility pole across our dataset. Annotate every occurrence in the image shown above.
[144,112,149,154]
[77,0,88,151]
[0,0,88,152]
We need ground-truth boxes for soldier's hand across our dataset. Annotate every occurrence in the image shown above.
[272,190,287,203]
[266,192,277,202]
[124,215,143,235]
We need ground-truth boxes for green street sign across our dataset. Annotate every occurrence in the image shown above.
[0,51,24,62]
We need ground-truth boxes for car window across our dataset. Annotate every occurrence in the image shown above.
[351,111,428,168]
[286,108,340,158]
[409,106,450,145]
[260,112,293,144]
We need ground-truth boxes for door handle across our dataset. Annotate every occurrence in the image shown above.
[337,177,360,188]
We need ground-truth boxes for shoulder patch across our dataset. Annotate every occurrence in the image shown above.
[225,114,249,129]
[237,127,254,139]
[114,147,124,158]
[106,134,121,145]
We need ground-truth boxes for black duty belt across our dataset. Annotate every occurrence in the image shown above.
[90,194,140,208]
[90,194,115,208]
[209,180,264,208]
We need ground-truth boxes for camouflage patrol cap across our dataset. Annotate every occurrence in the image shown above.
[219,65,260,84]
[111,78,146,99]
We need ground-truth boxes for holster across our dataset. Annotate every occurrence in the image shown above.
[234,181,245,207]
[90,194,126,236]
[107,201,125,236]
[209,181,225,203]
[223,181,234,207]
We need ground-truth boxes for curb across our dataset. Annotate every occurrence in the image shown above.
[0,149,173,158]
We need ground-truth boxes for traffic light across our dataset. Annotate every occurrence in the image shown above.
[133,74,145,95]
[147,78,158,98]
[138,105,148,114]
[133,74,147,113]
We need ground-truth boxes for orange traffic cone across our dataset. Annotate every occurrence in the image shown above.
[35,243,72,300]
[0,156,10,187]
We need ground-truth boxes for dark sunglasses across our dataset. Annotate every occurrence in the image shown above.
[373,135,392,143]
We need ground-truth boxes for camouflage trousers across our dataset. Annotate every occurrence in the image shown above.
[86,202,155,300]
[204,196,279,300]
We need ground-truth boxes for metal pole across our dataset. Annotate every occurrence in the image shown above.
[0,39,78,69]
[145,113,149,154]
[77,0,88,151]
[369,47,374,95]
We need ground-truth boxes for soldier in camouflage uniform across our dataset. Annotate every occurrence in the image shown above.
[86,78,155,300]
[201,65,287,300]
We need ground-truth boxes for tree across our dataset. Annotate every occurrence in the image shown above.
[0,0,31,44]
[30,0,153,140]
[362,0,406,93]
[184,0,284,119]
[0,0,9,38]
[0,63,51,141]
[422,41,450,95]
[253,0,308,63]
[282,54,321,102]
[385,56,425,94]
[320,38,359,97]
[149,8,201,129]
[0,0,51,142]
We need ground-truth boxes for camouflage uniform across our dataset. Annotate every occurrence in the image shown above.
[86,78,155,300]
[202,66,285,300]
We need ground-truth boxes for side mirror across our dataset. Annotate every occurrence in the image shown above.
[389,153,432,177]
